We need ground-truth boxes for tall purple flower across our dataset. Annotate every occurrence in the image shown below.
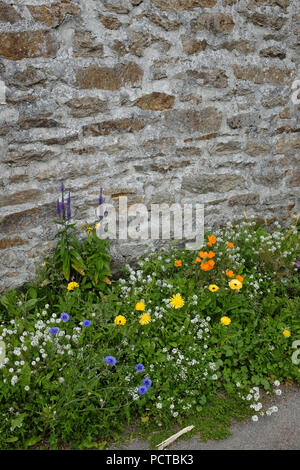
[61,182,65,193]
[56,199,61,215]
[99,187,103,206]
[98,187,104,234]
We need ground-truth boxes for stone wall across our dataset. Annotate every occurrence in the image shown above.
[0,0,299,291]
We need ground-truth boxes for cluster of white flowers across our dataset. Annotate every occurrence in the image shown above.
[0,305,88,389]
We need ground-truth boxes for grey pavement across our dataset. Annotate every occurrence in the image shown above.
[119,386,300,450]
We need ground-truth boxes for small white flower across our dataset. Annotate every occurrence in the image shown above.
[252,415,258,422]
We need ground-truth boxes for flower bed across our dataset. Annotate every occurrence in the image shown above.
[0,215,299,449]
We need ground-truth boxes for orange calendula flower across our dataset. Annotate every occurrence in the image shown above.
[207,235,216,246]
[199,251,208,259]
[236,275,244,283]
[201,260,215,271]
[225,269,234,278]
[207,251,215,259]
[201,262,209,271]
[195,257,202,263]
[174,259,182,267]
[227,242,234,248]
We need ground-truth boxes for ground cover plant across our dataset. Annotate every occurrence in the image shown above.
[0,187,299,449]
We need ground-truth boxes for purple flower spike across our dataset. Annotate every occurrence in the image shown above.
[67,192,71,206]
[99,187,103,206]
[56,199,61,215]
[67,205,71,220]
[61,182,65,193]
[61,197,65,212]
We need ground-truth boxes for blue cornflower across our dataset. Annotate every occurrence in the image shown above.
[105,356,116,366]
[82,320,91,327]
[138,385,148,395]
[143,377,152,388]
[135,363,145,372]
[49,327,59,335]
[60,312,70,322]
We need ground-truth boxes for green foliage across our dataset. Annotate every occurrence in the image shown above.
[0,219,299,449]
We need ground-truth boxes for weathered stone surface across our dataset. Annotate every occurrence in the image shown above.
[0,204,56,236]
[2,149,55,165]
[210,141,242,155]
[28,1,80,27]
[191,14,235,34]
[143,13,181,30]
[274,136,300,154]
[149,160,191,172]
[112,40,128,56]
[0,0,298,291]
[176,68,228,88]
[151,0,218,10]
[182,173,246,193]
[8,66,46,90]
[73,31,104,57]
[181,35,207,55]
[244,141,271,156]
[176,147,202,156]
[247,13,287,30]
[247,0,290,12]
[66,97,108,117]
[136,92,175,110]
[99,14,122,29]
[259,47,286,59]
[42,134,79,145]
[288,170,300,187]
[0,31,58,60]
[164,108,222,134]
[19,117,60,130]
[279,107,291,119]
[218,40,252,55]
[179,93,202,104]
[0,237,26,250]
[76,63,143,90]
[227,113,259,129]
[142,137,175,151]
[233,65,291,84]
[0,189,43,207]
[103,1,130,14]
[261,92,288,108]
[0,2,21,23]
[228,193,259,206]
[82,118,147,137]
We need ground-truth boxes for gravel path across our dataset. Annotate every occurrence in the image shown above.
[120,386,300,450]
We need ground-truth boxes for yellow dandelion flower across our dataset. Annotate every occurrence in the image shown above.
[136,301,145,311]
[170,294,184,309]
[229,279,243,290]
[209,284,219,292]
[221,316,231,326]
[139,313,151,325]
[114,315,126,326]
[283,329,291,338]
[67,281,79,291]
